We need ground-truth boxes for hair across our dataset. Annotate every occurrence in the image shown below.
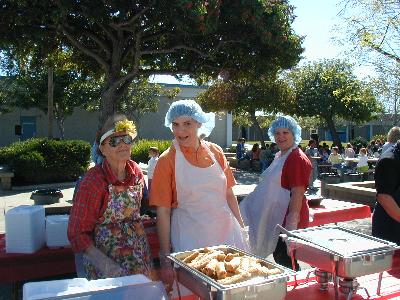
[96,114,129,145]
[308,139,316,146]
[238,137,246,142]
[346,143,353,148]
[359,147,367,155]
[149,146,160,154]
[387,126,400,143]
[252,143,259,151]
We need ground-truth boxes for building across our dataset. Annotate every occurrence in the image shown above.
[0,84,233,148]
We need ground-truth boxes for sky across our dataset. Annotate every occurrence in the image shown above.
[154,0,369,85]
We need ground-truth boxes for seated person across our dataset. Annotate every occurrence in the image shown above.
[328,146,343,168]
[356,148,369,173]
[236,138,247,164]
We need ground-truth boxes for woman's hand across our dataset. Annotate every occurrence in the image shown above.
[159,255,175,293]
[84,245,125,277]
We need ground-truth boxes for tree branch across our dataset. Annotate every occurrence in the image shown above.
[81,29,111,59]
[112,2,155,28]
[59,25,109,71]
[141,45,210,58]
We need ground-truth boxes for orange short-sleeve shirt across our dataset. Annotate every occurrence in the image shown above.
[149,141,236,208]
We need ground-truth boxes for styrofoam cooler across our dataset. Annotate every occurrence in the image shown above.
[23,275,168,300]
[5,205,45,253]
[46,215,70,248]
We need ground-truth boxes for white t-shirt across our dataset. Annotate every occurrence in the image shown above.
[147,156,159,179]
[357,155,369,168]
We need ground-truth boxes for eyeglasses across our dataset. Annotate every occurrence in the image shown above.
[108,135,133,147]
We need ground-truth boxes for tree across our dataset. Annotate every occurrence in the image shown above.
[0,48,102,139]
[286,59,382,147]
[369,64,400,127]
[0,0,303,127]
[197,75,293,146]
[337,0,400,64]
[119,78,180,137]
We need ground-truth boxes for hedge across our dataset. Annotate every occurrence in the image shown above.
[0,138,91,185]
[131,139,172,163]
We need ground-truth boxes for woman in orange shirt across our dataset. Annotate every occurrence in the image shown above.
[149,100,248,286]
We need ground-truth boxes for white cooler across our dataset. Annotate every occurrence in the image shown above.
[5,205,45,253]
[23,275,168,300]
[46,215,70,248]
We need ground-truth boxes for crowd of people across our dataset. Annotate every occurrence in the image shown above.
[66,101,399,291]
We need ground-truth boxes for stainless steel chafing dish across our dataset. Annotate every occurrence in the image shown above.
[168,245,295,300]
[282,225,397,278]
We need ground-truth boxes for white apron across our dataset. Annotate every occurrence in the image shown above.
[239,146,297,257]
[171,140,247,252]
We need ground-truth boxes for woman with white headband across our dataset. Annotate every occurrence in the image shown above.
[149,100,248,286]
[68,114,152,280]
[240,115,312,270]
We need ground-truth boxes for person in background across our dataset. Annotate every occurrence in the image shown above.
[328,146,344,168]
[382,127,400,154]
[305,139,319,190]
[345,143,355,158]
[356,148,369,173]
[147,146,160,192]
[68,114,152,280]
[149,100,248,287]
[320,147,329,163]
[372,140,400,247]
[240,116,312,270]
[236,138,247,165]
[250,143,261,170]
[259,144,271,172]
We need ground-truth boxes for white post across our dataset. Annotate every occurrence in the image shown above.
[226,111,232,148]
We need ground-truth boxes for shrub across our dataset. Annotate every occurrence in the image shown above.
[371,134,386,143]
[350,136,368,148]
[131,139,172,163]
[0,138,90,185]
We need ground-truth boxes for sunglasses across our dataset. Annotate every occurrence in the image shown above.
[108,135,133,147]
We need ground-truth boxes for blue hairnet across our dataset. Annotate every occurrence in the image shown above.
[165,99,215,137]
[91,142,104,165]
[268,115,302,145]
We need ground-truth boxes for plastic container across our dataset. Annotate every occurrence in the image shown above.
[46,215,70,248]
[31,189,63,205]
[23,275,168,300]
[5,205,45,253]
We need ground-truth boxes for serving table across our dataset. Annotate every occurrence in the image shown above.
[308,199,371,227]
[0,218,159,284]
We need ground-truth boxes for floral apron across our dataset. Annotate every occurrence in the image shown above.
[83,182,152,280]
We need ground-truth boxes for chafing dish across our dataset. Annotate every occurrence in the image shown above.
[168,245,295,300]
[282,225,397,278]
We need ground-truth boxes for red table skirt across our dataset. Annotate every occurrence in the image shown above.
[309,199,371,227]
[0,218,160,283]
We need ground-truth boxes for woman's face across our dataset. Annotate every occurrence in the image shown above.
[274,128,295,152]
[99,132,133,164]
[172,116,201,148]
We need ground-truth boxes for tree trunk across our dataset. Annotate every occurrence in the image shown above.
[56,117,65,140]
[99,84,120,129]
[249,112,265,147]
[326,117,342,148]
[47,67,54,138]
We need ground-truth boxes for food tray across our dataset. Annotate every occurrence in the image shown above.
[168,245,294,300]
